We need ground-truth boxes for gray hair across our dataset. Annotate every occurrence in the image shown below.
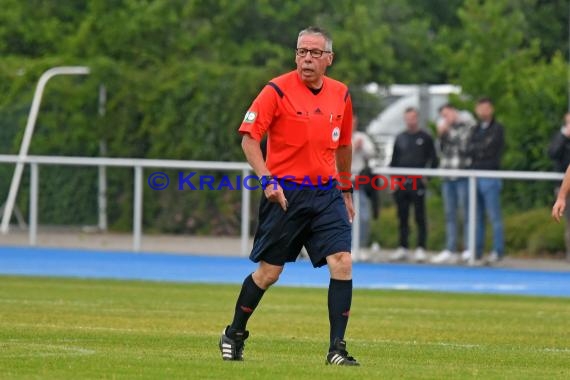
[298,26,333,51]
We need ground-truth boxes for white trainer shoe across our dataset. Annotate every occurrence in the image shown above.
[413,248,427,262]
[486,251,501,264]
[430,249,457,264]
[370,242,381,253]
[389,247,409,261]
[461,250,472,262]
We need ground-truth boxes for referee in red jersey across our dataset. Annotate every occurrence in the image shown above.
[219,26,359,366]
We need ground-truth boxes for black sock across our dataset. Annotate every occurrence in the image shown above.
[228,274,265,334]
[328,278,352,351]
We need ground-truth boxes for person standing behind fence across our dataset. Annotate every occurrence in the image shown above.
[548,112,570,259]
[351,114,377,250]
[430,104,475,264]
[389,107,438,262]
[468,97,505,264]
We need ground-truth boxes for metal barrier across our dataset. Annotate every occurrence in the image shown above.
[352,166,563,264]
[0,154,564,263]
[0,155,251,256]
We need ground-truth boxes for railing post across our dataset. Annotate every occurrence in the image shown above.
[468,175,477,265]
[241,168,251,256]
[133,166,143,252]
[98,85,108,232]
[98,161,108,232]
[29,163,39,246]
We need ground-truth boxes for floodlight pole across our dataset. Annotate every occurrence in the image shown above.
[1,66,90,234]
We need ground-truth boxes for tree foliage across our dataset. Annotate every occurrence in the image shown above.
[0,0,568,231]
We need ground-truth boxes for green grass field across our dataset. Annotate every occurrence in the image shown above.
[1,276,569,379]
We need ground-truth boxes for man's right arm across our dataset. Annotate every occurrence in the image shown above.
[241,134,271,177]
[552,164,570,222]
[389,135,400,167]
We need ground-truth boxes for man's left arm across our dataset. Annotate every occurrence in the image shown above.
[427,134,440,168]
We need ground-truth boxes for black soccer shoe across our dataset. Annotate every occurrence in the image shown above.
[325,338,360,366]
[219,326,249,361]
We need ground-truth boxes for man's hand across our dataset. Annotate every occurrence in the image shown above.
[436,119,449,136]
[353,136,363,150]
[552,198,566,222]
[343,192,354,223]
[563,124,570,138]
[264,180,288,212]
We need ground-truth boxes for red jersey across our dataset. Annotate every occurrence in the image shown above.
[238,71,353,184]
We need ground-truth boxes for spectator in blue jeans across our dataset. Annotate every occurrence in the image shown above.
[469,97,505,263]
[430,104,476,264]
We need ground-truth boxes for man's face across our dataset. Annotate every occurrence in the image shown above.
[476,102,494,121]
[440,107,457,125]
[295,34,333,88]
[404,111,418,130]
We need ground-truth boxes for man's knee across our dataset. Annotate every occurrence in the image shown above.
[327,252,353,279]
[252,262,283,289]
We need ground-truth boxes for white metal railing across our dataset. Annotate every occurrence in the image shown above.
[0,155,252,256]
[0,154,564,263]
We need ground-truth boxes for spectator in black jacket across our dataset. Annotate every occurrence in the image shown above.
[548,112,570,258]
[389,107,438,262]
[469,97,505,264]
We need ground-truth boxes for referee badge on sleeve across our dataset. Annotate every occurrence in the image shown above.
[243,111,257,123]
[332,127,341,142]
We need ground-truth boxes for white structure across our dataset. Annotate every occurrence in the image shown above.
[365,84,462,167]
[1,66,90,234]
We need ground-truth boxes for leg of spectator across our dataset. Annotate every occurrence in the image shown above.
[475,179,486,260]
[414,187,427,249]
[442,180,458,252]
[483,178,504,258]
[394,190,410,249]
[358,189,371,248]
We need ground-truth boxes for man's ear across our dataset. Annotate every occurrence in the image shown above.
[327,53,334,66]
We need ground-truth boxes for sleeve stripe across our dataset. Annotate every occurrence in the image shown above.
[344,89,350,102]
[267,82,284,98]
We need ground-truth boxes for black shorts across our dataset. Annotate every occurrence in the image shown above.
[250,181,352,268]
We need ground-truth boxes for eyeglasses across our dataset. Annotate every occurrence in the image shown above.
[295,48,331,58]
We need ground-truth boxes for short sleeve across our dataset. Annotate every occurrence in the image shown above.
[238,85,279,141]
[338,92,353,146]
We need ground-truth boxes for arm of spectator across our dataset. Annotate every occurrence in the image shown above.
[336,144,354,223]
[552,164,570,222]
[362,134,376,159]
[427,135,439,168]
[436,118,449,137]
[389,136,400,167]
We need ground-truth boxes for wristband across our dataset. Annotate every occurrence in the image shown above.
[258,175,275,190]
[341,186,353,194]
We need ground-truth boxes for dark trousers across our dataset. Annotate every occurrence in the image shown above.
[393,185,427,249]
